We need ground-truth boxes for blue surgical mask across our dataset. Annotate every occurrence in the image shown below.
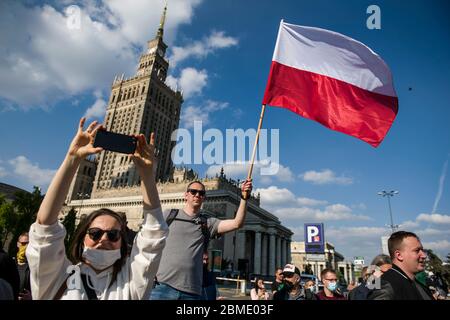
[327,281,337,292]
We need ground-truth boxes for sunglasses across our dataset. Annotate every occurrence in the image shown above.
[187,188,206,197]
[87,228,121,242]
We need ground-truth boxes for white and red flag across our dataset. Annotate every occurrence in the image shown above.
[262,21,398,147]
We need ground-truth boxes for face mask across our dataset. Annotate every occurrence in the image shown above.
[309,287,316,293]
[82,247,121,271]
[327,281,337,292]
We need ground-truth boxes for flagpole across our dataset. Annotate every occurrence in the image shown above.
[247,104,267,181]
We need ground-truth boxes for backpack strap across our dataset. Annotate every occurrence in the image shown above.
[198,214,210,253]
[53,271,100,300]
[80,273,99,300]
[165,209,179,226]
[165,209,211,253]
[53,276,69,300]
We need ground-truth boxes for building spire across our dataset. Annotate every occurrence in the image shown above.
[156,3,167,39]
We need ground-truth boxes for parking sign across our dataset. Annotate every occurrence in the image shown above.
[304,223,325,253]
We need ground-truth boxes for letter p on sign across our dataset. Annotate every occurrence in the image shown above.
[307,226,319,243]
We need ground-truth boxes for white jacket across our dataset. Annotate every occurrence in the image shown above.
[26,207,168,300]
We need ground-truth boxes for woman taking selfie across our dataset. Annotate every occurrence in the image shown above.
[26,118,168,300]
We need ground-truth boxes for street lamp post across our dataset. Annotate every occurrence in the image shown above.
[378,190,399,233]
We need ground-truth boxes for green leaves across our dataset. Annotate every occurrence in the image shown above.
[0,186,43,254]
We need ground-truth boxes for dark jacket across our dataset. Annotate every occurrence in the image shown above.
[348,282,370,300]
[273,286,305,300]
[201,267,217,300]
[0,248,20,299]
[368,264,434,300]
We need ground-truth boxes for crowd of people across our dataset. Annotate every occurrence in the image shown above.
[0,118,448,301]
[251,231,448,301]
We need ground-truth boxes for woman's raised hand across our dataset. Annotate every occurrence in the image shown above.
[68,117,104,159]
[130,133,157,173]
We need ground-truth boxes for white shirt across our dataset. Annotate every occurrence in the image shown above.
[26,207,168,300]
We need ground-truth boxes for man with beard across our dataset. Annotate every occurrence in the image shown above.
[273,264,304,300]
[368,231,434,300]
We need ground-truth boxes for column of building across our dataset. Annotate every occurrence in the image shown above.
[253,231,262,275]
[269,233,276,275]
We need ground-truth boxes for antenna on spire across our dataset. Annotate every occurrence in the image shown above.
[156,3,167,39]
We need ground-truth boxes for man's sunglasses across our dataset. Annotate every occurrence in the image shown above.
[187,188,206,197]
[87,228,121,242]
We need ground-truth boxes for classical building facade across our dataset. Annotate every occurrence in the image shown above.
[291,241,355,284]
[64,8,292,278]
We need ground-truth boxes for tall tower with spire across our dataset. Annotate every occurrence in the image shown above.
[82,6,183,198]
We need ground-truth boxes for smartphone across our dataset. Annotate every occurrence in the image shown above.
[93,129,137,154]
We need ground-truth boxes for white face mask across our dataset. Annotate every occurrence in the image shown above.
[82,247,121,271]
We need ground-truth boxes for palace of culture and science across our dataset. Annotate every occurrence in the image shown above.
[64,7,292,278]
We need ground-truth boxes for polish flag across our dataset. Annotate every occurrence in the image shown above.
[262,21,398,147]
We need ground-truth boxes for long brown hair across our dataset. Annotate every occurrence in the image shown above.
[69,208,128,288]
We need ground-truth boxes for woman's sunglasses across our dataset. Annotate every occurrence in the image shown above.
[86,228,121,242]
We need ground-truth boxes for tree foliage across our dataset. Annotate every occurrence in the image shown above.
[62,207,77,253]
[425,249,450,287]
[0,186,43,255]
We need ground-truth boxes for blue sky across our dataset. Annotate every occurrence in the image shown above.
[0,0,449,261]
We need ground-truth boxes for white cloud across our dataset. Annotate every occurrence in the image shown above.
[206,161,294,184]
[104,0,202,45]
[256,186,296,206]
[168,67,208,99]
[432,156,448,213]
[320,204,371,221]
[287,226,305,242]
[327,226,387,240]
[422,240,450,252]
[84,90,107,120]
[8,156,56,188]
[399,220,420,229]
[180,105,210,127]
[297,197,328,207]
[180,99,228,128]
[273,205,371,222]
[273,165,295,183]
[300,169,353,185]
[206,161,247,178]
[351,203,367,210]
[417,213,450,224]
[169,30,238,67]
[0,165,7,178]
[416,228,449,237]
[256,186,327,208]
[0,0,202,109]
